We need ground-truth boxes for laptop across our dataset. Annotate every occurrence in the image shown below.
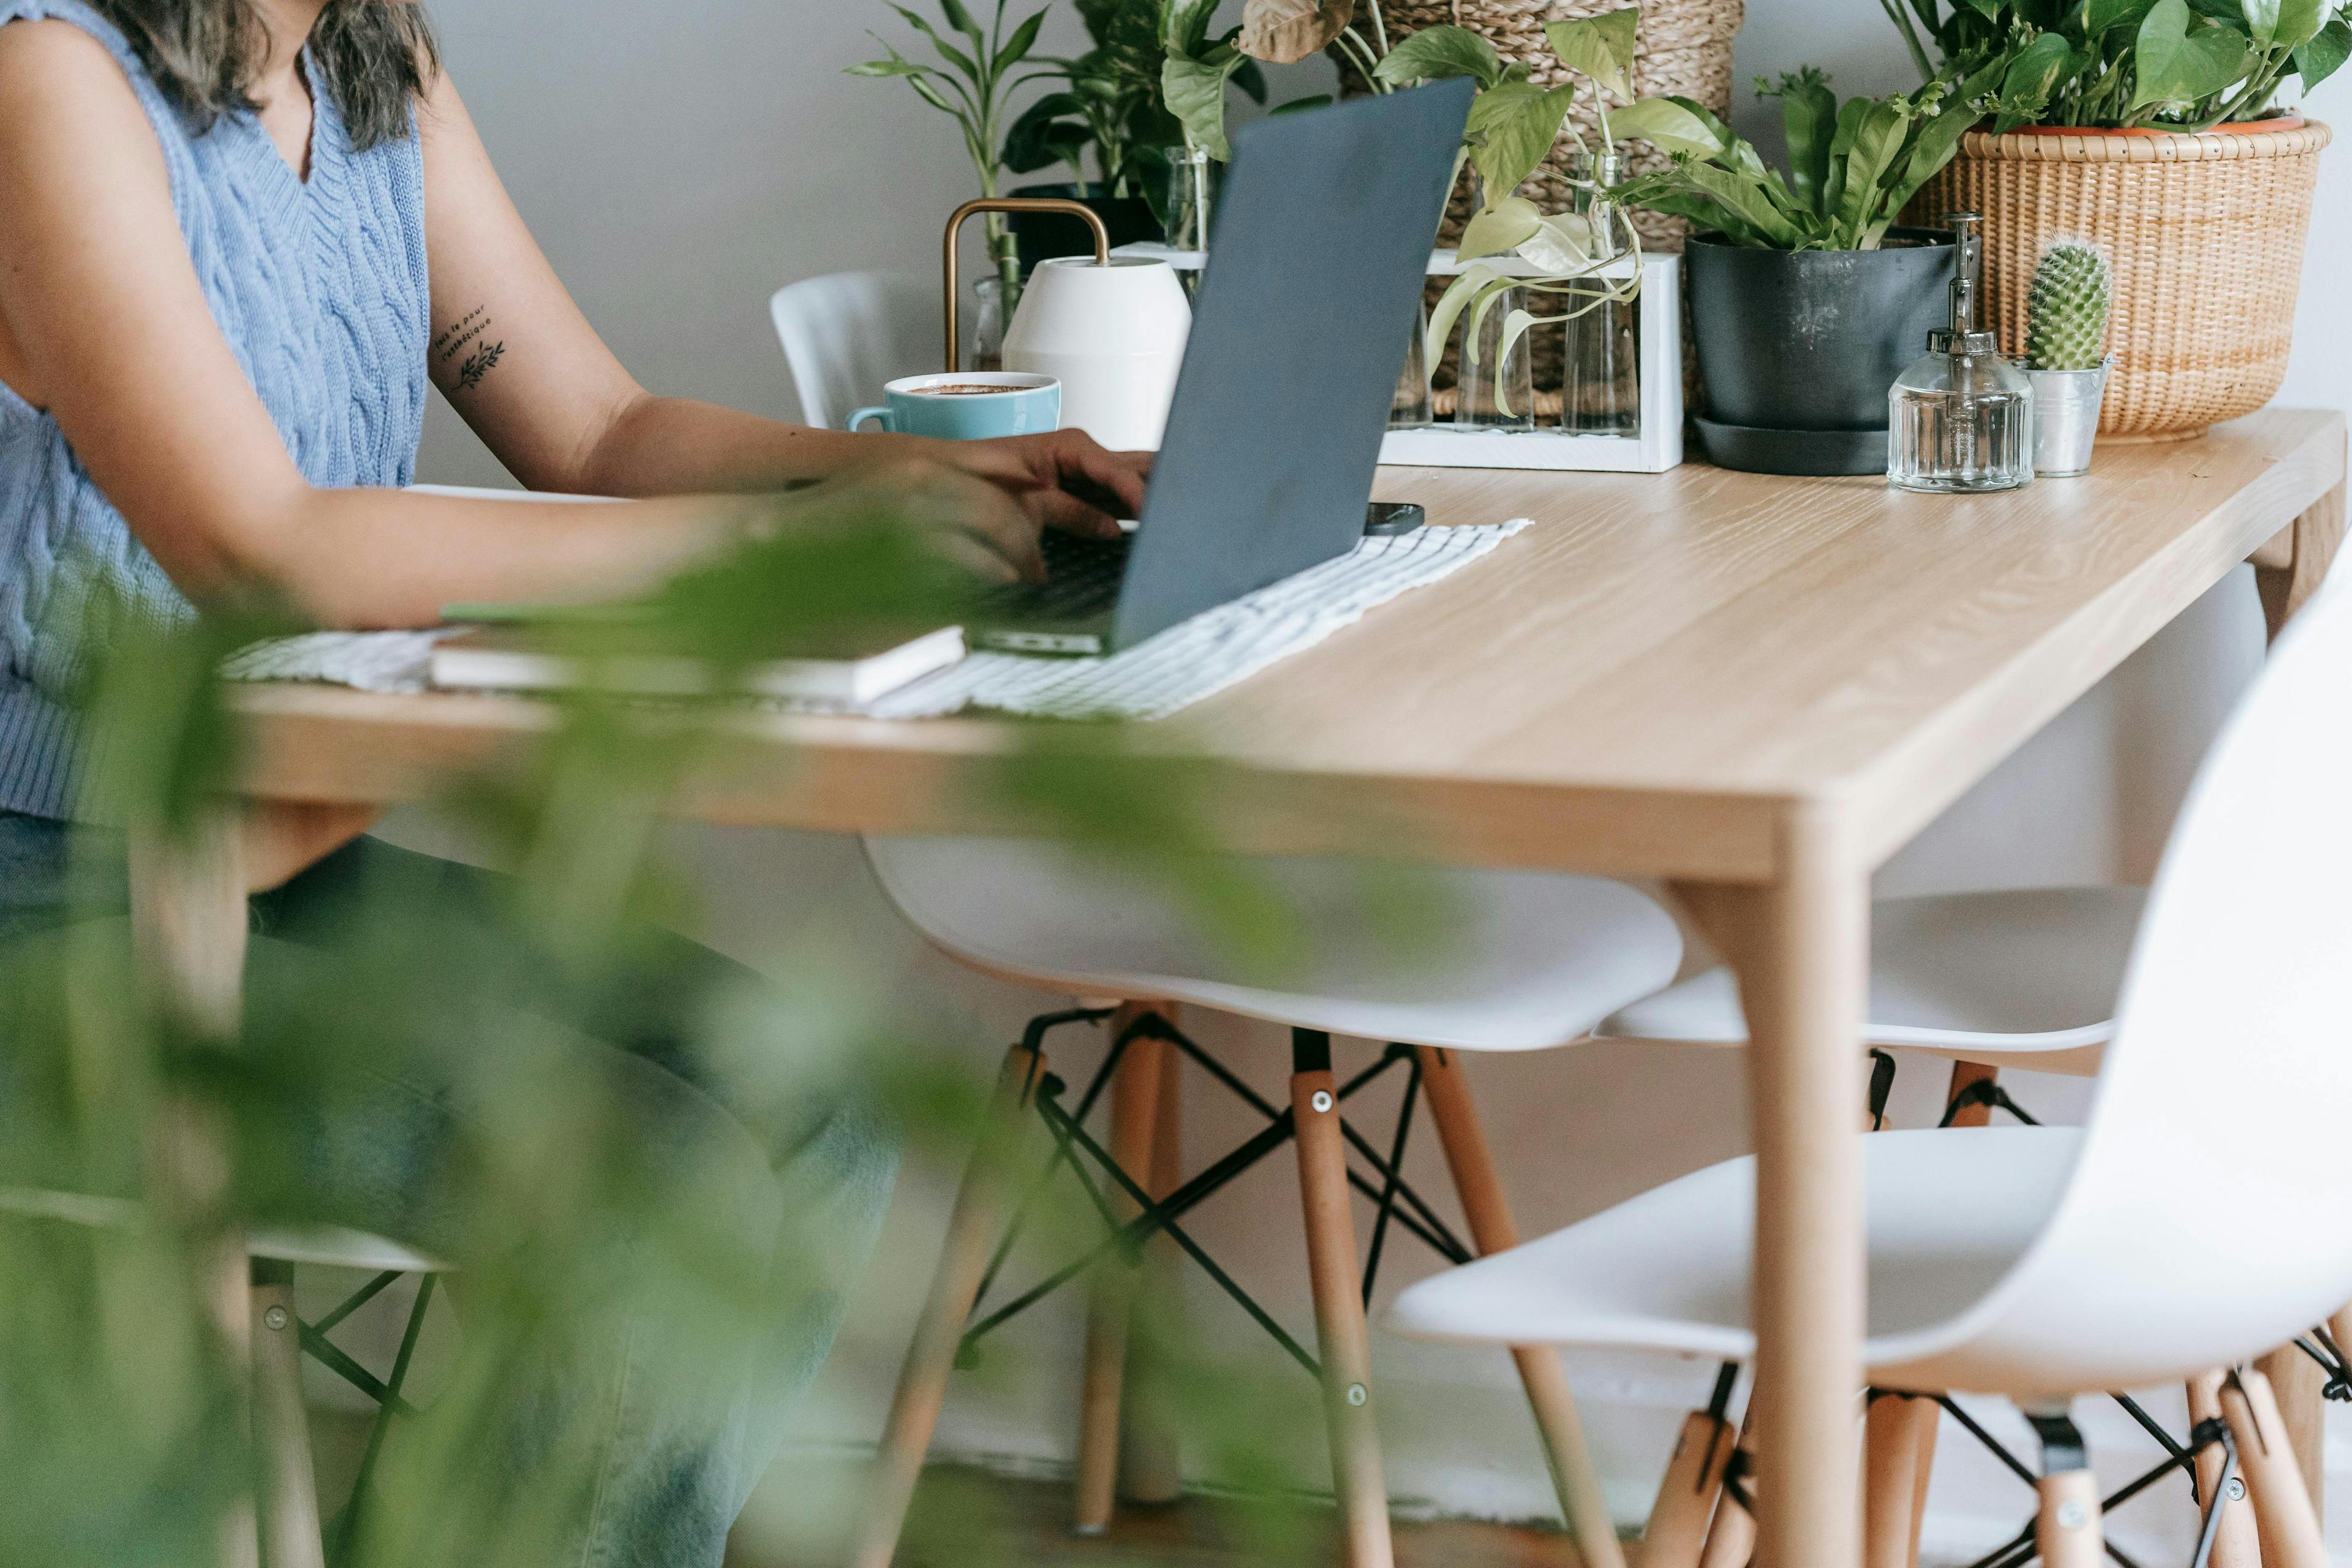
[970,79,1475,656]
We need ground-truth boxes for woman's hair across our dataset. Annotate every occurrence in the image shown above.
[91,1,438,151]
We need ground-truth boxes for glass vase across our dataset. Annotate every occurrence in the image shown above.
[1557,152,1640,435]
[968,276,1005,373]
[1455,284,1534,431]
[1391,304,1434,430]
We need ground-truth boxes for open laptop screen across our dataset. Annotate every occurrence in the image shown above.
[1110,80,1475,651]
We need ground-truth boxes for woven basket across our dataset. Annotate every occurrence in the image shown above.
[1909,118,2330,439]
[1366,0,1743,390]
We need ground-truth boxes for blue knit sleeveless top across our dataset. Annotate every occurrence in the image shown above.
[0,0,428,819]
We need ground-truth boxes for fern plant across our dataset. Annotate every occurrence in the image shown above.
[2026,241,2113,371]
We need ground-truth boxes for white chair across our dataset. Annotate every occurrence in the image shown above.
[769,273,938,430]
[1,1186,445,1568]
[851,837,1686,1568]
[1390,575,2352,1568]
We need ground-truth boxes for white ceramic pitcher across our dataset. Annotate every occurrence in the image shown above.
[1002,257,1191,452]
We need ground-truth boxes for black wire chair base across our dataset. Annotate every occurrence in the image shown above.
[955,1007,1473,1381]
[299,1266,437,1565]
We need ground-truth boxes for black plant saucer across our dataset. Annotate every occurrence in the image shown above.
[1695,417,1888,478]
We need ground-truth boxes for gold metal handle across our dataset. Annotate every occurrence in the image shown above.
[942,197,1112,373]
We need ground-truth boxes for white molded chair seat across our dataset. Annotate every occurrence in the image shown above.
[1600,886,2146,1076]
[0,1185,447,1273]
[1390,1128,2097,1393]
[1396,575,2352,1425]
[864,835,1685,1050]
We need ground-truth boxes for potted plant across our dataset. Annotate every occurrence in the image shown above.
[1606,61,2036,474]
[1001,0,1225,267]
[848,0,1055,315]
[1891,0,2344,439]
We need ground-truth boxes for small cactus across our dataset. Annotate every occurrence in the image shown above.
[2026,242,2112,372]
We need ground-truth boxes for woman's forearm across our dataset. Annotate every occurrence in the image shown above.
[576,393,923,498]
[235,486,755,628]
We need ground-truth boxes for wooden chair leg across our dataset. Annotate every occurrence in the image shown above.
[251,1258,326,1568]
[1416,1046,1627,1568]
[2222,1368,2329,1568]
[851,1044,1048,1568]
[1118,1035,1186,1506]
[2188,1370,2264,1568]
[2035,1469,2105,1568]
[1695,1400,1761,1568]
[2255,1340,2327,1548]
[1292,1031,1394,1568]
[1073,1007,1169,1534]
[1863,1395,1938,1568]
[1642,1406,1737,1568]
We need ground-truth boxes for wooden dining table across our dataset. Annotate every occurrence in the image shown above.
[153,405,2345,1568]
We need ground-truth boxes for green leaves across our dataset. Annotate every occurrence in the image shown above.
[1544,9,1642,102]
[2131,0,2255,108]
[1613,62,2000,251]
[1372,23,1508,88]
[1760,68,1838,216]
[1464,78,1580,202]
[1163,43,1251,159]
[2241,0,2282,42]
[2294,14,2352,86]
[1455,195,1545,262]
[2272,0,2331,49]
[1608,95,1727,157]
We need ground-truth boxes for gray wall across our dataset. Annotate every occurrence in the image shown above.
[408,2,2350,1561]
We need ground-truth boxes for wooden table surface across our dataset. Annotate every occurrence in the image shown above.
[216,407,2347,1568]
[238,410,2343,883]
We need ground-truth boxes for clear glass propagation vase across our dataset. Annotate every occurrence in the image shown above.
[1557,151,1640,436]
[1455,284,1535,431]
[1391,304,1434,430]
[968,276,1005,373]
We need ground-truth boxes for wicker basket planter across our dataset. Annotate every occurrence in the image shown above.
[1910,117,2330,440]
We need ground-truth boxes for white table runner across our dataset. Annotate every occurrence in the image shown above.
[222,519,1529,722]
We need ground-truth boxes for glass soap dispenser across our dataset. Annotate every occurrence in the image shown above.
[1888,213,2035,494]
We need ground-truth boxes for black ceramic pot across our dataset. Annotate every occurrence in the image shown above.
[1007,183,1159,278]
[1686,227,1956,476]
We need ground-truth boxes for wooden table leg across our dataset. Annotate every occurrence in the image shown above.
[2253,481,2346,645]
[2249,480,2345,1529]
[129,815,260,1568]
[1119,1035,1187,1505]
[1292,1030,1393,1568]
[1074,1006,1169,1534]
[1676,811,1869,1568]
[853,1043,1049,1568]
[1417,1044,1627,1568]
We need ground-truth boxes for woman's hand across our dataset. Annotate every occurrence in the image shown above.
[802,454,1065,584]
[924,429,1153,542]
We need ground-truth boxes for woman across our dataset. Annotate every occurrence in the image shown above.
[0,0,1139,1560]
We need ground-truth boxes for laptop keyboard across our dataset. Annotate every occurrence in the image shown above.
[972,530,1133,624]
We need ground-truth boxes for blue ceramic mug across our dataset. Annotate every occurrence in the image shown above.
[847,372,1061,439]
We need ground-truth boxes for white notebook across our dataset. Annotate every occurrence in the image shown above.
[428,623,967,706]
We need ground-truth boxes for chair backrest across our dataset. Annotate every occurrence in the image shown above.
[769,272,938,430]
[1967,571,2352,1381]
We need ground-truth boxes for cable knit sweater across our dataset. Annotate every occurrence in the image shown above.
[0,0,428,818]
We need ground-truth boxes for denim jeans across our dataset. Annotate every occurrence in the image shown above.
[0,810,900,1567]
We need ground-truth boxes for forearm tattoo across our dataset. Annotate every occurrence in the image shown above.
[431,305,506,393]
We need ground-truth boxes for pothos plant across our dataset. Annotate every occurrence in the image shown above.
[849,0,1055,306]
[1883,0,2352,130]
[1357,10,1662,417]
